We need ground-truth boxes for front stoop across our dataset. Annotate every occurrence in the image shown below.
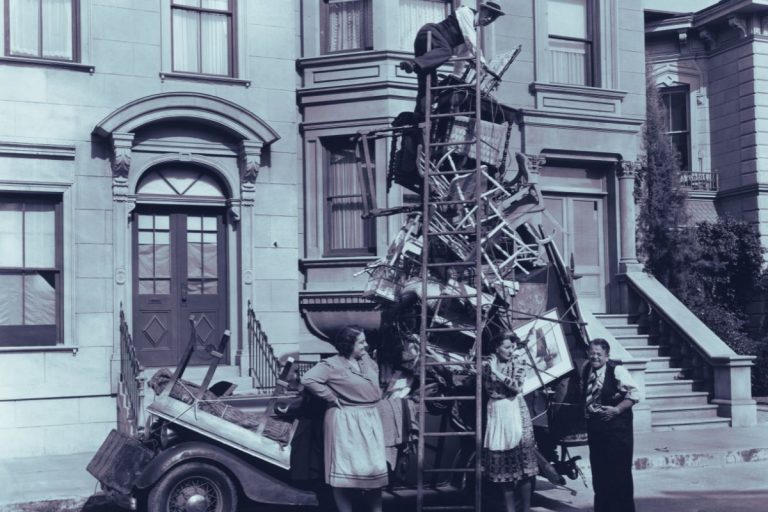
[594,313,732,431]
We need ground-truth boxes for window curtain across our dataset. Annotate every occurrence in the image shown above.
[327,147,369,251]
[173,8,200,72]
[42,0,73,59]
[0,201,56,326]
[201,13,229,75]
[399,0,447,51]
[9,0,40,57]
[327,0,365,52]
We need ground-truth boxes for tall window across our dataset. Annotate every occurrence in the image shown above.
[324,137,375,256]
[321,0,372,54]
[399,0,449,50]
[661,87,690,172]
[5,0,77,61]
[548,0,593,86]
[172,0,234,76]
[0,195,61,347]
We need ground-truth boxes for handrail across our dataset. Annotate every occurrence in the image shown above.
[118,303,145,435]
[623,271,757,426]
[247,301,281,391]
[624,272,741,361]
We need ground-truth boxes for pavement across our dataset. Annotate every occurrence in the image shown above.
[1,423,767,512]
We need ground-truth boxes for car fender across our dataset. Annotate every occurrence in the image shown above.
[134,441,318,507]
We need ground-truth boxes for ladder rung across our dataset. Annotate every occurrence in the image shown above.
[426,327,476,333]
[425,294,473,300]
[423,468,476,473]
[427,230,475,236]
[429,199,476,206]
[422,431,476,437]
[423,506,476,511]
[429,140,477,147]
[423,395,476,401]
[426,261,476,268]
[430,83,475,91]
[425,360,476,367]
[428,109,477,118]
[427,169,480,176]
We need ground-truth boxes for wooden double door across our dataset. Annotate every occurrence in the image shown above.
[542,194,607,312]
[132,207,228,367]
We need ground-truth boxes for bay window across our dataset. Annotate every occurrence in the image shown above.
[321,0,372,54]
[548,0,593,86]
[323,137,375,256]
[661,86,690,172]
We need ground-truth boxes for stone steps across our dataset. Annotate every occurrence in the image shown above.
[593,313,633,326]
[646,356,683,371]
[652,416,731,431]
[645,367,689,382]
[651,404,721,421]
[645,391,711,407]
[646,379,699,395]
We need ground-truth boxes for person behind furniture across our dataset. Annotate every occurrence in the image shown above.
[400,2,505,118]
[582,338,640,512]
[483,331,538,512]
[301,325,388,512]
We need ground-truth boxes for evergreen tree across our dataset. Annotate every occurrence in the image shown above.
[637,73,695,293]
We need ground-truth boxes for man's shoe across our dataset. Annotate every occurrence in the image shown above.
[399,60,416,74]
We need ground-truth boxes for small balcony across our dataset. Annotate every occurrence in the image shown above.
[680,171,718,191]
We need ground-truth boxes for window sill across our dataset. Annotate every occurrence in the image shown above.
[0,345,77,354]
[0,56,94,73]
[159,71,250,87]
[300,256,377,270]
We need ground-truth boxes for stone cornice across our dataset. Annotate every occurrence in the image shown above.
[0,141,76,159]
[715,182,768,199]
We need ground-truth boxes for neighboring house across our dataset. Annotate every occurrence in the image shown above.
[0,0,757,461]
[0,0,301,458]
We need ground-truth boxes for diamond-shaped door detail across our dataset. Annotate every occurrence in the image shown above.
[195,315,215,345]
[143,315,167,346]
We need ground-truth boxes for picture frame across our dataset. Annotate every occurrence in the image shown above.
[513,308,574,395]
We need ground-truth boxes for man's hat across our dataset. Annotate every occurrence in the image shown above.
[479,1,505,17]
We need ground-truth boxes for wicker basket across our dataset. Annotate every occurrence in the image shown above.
[445,116,509,168]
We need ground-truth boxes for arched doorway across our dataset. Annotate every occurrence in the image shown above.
[133,166,229,367]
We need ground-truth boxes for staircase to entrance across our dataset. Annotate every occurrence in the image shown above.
[595,313,731,431]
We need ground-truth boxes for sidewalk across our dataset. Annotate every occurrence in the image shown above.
[1,424,767,511]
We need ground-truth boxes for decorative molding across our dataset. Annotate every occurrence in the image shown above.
[111,132,134,181]
[239,139,263,184]
[699,29,717,50]
[0,141,76,159]
[616,160,642,178]
[0,56,94,73]
[728,16,748,39]
[526,154,547,174]
[158,71,250,88]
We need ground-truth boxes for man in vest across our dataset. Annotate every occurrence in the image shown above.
[399,2,505,119]
[582,338,640,512]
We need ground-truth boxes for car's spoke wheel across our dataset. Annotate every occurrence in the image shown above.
[147,462,237,512]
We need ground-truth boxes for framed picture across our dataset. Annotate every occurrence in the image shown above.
[513,308,574,395]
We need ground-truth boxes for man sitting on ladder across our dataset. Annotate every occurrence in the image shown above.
[400,1,505,120]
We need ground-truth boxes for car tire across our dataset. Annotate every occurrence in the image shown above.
[146,461,238,512]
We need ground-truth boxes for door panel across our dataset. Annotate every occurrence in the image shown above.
[542,195,606,312]
[133,209,227,367]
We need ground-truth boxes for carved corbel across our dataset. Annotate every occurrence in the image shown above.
[616,159,642,178]
[699,29,717,50]
[678,29,688,50]
[728,16,748,39]
[239,140,264,185]
[111,132,134,182]
[762,16,768,35]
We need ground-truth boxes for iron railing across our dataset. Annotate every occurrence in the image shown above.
[118,303,145,436]
[680,171,718,191]
[247,301,281,391]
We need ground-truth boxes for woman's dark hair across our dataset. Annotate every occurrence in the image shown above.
[334,325,365,358]
[589,338,611,355]
[488,330,520,353]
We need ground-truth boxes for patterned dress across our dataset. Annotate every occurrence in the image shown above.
[482,353,539,484]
